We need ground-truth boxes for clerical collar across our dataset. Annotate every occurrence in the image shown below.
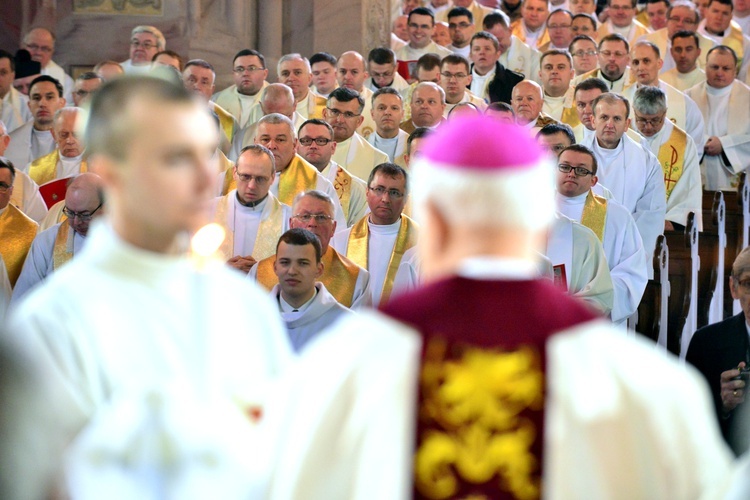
[457,256,538,280]
[472,66,495,79]
[593,136,623,158]
[373,131,400,142]
[524,21,543,35]
[368,216,402,233]
[601,72,624,88]
[707,83,733,96]
[235,191,268,209]
[278,286,318,314]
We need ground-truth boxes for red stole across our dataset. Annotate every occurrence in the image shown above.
[381,277,597,500]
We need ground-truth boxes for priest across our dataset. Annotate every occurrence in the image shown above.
[12,173,103,304]
[213,144,291,274]
[27,107,87,187]
[0,157,38,287]
[270,228,354,352]
[9,76,293,420]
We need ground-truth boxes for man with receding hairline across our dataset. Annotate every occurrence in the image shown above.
[21,27,75,102]
[660,31,708,91]
[512,80,559,132]
[27,107,87,189]
[337,51,378,138]
[278,53,327,121]
[10,75,292,421]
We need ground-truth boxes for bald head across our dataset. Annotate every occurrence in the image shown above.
[22,27,55,68]
[65,173,105,236]
[511,80,544,125]
[336,51,369,92]
[260,83,296,118]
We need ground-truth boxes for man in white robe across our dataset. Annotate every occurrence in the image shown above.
[511,0,552,49]
[540,50,580,128]
[297,120,368,227]
[27,107,87,188]
[439,55,488,118]
[331,163,418,306]
[581,92,666,259]
[327,88,390,182]
[0,50,32,134]
[484,11,542,82]
[698,0,750,80]
[213,145,291,274]
[639,1,715,72]
[263,114,735,499]
[686,46,750,191]
[0,120,46,223]
[622,41,705,157]
[21,28,74,103]
[396,8,454,62]
[212,49,269,129]
[249,190,371,309]
[572,33,631,92]
[660,31,708,91]
[6,76,66,173]
[555,144,648,326]
[277,54,326,123]
[12,173,103,304]
[119,25,165,75]
[336,51,378,138]
[633,86,703,230]
[367,88,410,166]
[255,113,347,228]
[270,228,354,352]
[596,0,649,43]
[9,76,292,420]
[364,48,410,94]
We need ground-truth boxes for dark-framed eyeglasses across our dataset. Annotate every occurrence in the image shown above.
[326,108,361,119]
[63,202,103,221]
[368,186,405,199]
[557,164,594,177]
[293,214,333,223]
[0,182,11,194]
[298,137,333,147]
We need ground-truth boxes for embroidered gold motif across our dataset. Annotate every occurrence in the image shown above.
[416,338,543,500]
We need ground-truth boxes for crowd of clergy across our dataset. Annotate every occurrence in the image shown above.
[3,0,750,496]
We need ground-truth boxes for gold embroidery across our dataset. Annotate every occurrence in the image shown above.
[415,338,543,500]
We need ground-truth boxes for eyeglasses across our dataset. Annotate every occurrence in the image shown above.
[130,40,156,49]
[62,202,102,221]
[298,137,333,146]
[326,108,361,119]
[0,182,11,194]
[634,113,665,127]
[599,50,628,58]
[667,16,697,24]
[441,72,468,80]
[293,214,333,223]
[572,50,598,57]
[558,164,594,177]
[233,66,266,74]
[235,169,270,184]
[25,43,53,53]
[371,70,394,79]
[368,186,405,199]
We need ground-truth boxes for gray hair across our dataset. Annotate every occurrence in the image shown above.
[131,25,166,50]
[277,53,311,75]
[292,190,336,215]
[256,113,296,138]
[413,81,446,105]
[633,86,667,115]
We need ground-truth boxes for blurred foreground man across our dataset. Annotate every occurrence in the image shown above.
[9,76,291,422]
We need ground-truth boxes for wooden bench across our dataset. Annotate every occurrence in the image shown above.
[632,235,668,345]
[697,191,726,329]
[722,172,750,319]
[664,212,698,357]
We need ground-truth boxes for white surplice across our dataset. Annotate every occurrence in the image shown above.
[0,87,32,133]
[545,214,615,316]
[582,133,666,258]
[214,191,291,258]
[8,221,293,418]
[332,132,390,183]
[686,81,750,191]
[11,222,86,306]
[272,282,354,352]
[10,169,48,223]
[499,36,541,83]
[640,119,703,229]
[556,192,648,326]
[320,160,369,228]
[660,67,706,92]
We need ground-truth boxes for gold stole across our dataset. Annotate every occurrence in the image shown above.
[657,125,687,199]
[0,204,38,286]
[580,191,608,242]
[724,26,745,75]
[214,193,285,261]
[560,107,581,129]
[213,103,236,144]
[221,165,236,196]
[255,247,360,307]
[347,215,418,305]
[28,150,88,186]
[332,166,352,220]
[10,174,25,212]
[277,156,319,206]
[52,223,74,270]
[310,94,327,119]
[511,20,549,48]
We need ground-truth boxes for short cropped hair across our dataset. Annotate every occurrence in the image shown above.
[633,40,661,59]
[471,31,501,51]
[572,13,597,32]
[258,112,296,138]
[633,86,667,115]
[372,86,403,106]
[570,34,598,53]
[408,7,435,24]
[483,10,511,30]
[86,76,195,160]
[293,190,336,218]
[0,50,14,72]
[277,53,311,75]
[76,71,103,83]
[707,44,738,66]
[368,162,409,194]
[447,7,474,22]
[560,144,599,174]
[276,228,323,263]
[309,52,337,67]
[28,75,63,97]
[536,123,576,145]
[407,127,433,155]
[368,47,397,66]
[574,77,610,95]
[540,48,573,67]
[670,30,700,47]
[233,49,266,68]
[328,87,365,114]
[238,144,276,172]
[486,101,515,114]
[298,118,334,138]
[441,54,471,73]
[131,25,166,50]
[0,157,16,183]
[592,92,631,117]
[152,50,184,70]
[598,33,630,52]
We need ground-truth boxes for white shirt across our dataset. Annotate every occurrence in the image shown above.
[470,67,495,97]
[30,127,55,164]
